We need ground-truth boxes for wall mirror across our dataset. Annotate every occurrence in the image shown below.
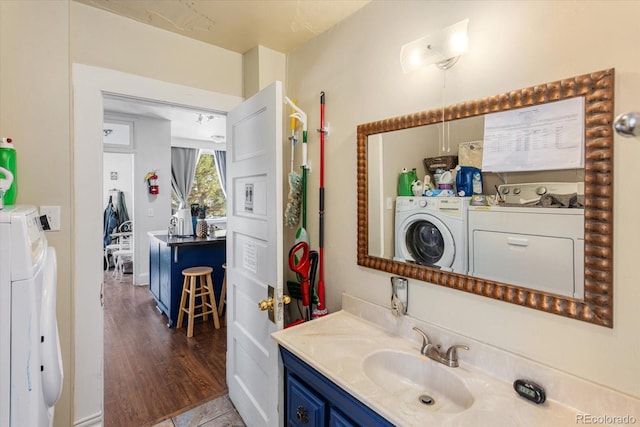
[356,69,614,327]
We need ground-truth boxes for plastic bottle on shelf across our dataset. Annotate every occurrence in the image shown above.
[397,168,412,196]
[0,137,17,205]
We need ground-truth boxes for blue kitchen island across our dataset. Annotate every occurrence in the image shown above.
[148,232,226,327]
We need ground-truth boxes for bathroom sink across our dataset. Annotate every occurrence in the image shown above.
[362,350,474,413]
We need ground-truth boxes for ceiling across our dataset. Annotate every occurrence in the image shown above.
[75,0,370,54]
[92,0,369,144]
[103,95,227,145]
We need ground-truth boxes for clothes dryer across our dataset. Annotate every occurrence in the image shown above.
[0,205,63,427]
[394,196,470,273]
[467,183,584,298]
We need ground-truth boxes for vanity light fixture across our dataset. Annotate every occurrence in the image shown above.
[400,18,469,73]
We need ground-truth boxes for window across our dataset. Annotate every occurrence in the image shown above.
[103,118,134,152]
[171,151,226,217]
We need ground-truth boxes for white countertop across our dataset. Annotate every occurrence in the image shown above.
[273,294,640,426]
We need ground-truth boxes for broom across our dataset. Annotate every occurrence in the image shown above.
[285,102,302,228]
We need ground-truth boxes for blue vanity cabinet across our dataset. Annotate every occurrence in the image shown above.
[148,233,226,327]
[328,409,358,427]
[280,347,393,427]
[288,375,326,426]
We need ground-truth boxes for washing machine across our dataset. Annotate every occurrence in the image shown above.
[394,196,470,273]
[467,182,584,298]
[0,205,63,427]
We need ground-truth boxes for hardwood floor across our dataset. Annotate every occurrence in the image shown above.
[103,270,228,427]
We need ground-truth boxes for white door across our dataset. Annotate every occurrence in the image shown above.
[226,81,284,426]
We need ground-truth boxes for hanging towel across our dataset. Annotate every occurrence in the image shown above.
[115,190,130,225]
[103,196,118,247]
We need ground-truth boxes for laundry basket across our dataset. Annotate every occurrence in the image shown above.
[423,155,458,177]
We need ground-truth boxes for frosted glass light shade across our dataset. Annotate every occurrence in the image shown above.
[400,19,469,73]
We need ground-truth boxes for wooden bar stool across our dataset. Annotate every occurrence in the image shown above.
[177,266,220,337]
[219,263,227,326]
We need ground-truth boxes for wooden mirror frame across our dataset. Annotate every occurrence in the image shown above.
[356,69,614,327]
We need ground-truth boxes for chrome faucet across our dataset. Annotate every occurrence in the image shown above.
[412,327,469,368]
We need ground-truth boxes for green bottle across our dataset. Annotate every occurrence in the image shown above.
[398,168,412,196]
[0,138,17,205]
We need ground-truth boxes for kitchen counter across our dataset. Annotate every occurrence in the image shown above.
[150,232,226,247]
[148,232,226,327]
[273,294,640,426]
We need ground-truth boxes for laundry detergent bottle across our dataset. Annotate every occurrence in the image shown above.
[455,166,482,197]
[0,138,17,205]
[398,168,412,196]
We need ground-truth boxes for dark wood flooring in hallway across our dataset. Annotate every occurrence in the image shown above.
[103,270,227,427]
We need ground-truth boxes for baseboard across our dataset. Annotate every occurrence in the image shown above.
[136,272,149,286]
[74,412,102,427]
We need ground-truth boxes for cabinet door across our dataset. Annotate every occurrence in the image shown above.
[287,375,326,427]
[148,239,160,300]
[471,230,576,297]
[158,243,173,325]
[281,348,394,427]
[329,408,357,427]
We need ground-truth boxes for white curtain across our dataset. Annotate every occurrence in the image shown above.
[171,147,199,209]
[213,150,227,198]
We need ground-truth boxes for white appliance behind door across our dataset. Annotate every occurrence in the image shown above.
[226,81,284,426]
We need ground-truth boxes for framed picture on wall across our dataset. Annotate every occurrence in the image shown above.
[103,118,134,152]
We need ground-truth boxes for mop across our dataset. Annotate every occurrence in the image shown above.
[284,101,302,228]
[313,92,328,318]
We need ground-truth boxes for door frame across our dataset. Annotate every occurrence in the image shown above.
[72,64,242,425]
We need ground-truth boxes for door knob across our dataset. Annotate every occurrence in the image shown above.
[258,294,292,310]
[258,285,292,323]
[258,298,274,311]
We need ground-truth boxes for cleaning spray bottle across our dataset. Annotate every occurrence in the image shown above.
[0,138,17,205]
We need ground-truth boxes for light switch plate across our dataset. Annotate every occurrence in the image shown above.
[40,205,61,231]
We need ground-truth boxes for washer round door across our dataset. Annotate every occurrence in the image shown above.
[397,213,455,269]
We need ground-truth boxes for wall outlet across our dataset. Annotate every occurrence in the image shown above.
[40,205,61,231]
[147,208,154,217]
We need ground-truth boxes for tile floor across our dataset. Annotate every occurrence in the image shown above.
[152,394,245,427]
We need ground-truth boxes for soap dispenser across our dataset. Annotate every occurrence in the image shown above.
[390,276,408,316]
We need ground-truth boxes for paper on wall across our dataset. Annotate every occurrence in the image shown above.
[482,97,584,172]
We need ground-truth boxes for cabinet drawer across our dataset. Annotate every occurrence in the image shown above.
[288,375,326,427]
[329,408,357,427]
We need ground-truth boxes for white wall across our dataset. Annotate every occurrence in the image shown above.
[103,153,134,215]
[72,2,243,97]
[286,0,640,399]
[244,45,287,98]
[0,2,73,426]
[133,115,172,284]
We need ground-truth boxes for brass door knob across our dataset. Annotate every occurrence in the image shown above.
[258,298,274,311]
[283,294,292,305]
